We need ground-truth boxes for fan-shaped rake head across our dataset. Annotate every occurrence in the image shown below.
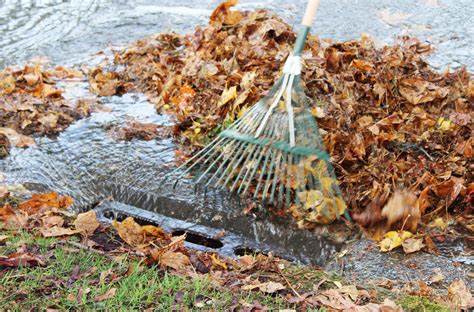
[161,71,349,223]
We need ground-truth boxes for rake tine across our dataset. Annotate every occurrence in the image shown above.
[269,150,282,203]
[285,153,294,207]
[253,144,272,199]
[194,139,236,185]
[278,152,287,205]
[221,143,254,189]
[205,140,246,187]
[261,148,278,202]
[214,142,250,188]
[229,143,261,192]
[238,113,279,195]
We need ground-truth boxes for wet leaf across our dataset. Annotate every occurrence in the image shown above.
[402,237,424,254]
[0,127,35,148]
[112,217,145,247]
[379,230,413,252]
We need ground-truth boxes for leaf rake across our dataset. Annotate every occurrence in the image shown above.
[162,0,350,223]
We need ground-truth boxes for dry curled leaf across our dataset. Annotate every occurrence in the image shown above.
[74,210,100,235]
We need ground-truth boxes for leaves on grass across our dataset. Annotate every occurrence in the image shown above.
[0,252,46,267]
[94,287,117,302]
[160,250,191,271]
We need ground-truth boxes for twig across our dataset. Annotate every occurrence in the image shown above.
[56,240,111,258]
[400,214,411,232]
[275,265,302,299]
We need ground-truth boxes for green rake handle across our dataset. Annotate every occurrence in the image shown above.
[293,0,320,56]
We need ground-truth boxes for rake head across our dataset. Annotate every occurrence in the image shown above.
[161,55,349,224]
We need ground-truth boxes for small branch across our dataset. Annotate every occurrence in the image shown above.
[275,265,302,299]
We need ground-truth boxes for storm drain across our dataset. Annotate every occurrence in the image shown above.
[93,183,342,265]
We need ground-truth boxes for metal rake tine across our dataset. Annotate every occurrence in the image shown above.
[230,144,262,192]
[278,152,288,205]
[285,153,294,207]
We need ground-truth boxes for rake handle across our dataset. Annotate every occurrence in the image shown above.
[302,0,320,27]
[293,0,320,55]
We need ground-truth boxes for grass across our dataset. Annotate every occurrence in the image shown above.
[0,230,289,310]
[396,296,450,312]
[1,230,454,311]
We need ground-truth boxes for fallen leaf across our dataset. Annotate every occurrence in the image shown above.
[381,189,420,232]
[112,217,145,247]
[429,268,444,284]
[94,288,116,302]
[447,279,473,310]
[40,226,80,237]
[0,252,46,267]
[160,250,190,271]
[402,237,424,254]
[74,210,100,235]
[380,230,413,252]
[0,127,35,148]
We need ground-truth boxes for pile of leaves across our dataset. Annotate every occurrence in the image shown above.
[88,0,473,229]
[2,190,471,310]
[0,63,100,157]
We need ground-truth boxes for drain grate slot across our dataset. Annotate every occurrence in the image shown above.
[234,247,260,256]
[172,230,223,249]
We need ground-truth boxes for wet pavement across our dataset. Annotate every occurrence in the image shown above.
[1,0,472,286]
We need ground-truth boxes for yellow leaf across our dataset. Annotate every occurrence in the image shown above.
[298,190,324,210]
[436,117,453,131]
[428,217,448,230]
[218,86,237,106]
[210,253,227,270]
[40,226,80,238]
[112,217,145,247]
[0,75,16,94]
[380,230,413,252]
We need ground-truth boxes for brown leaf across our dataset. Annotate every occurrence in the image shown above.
[112,217,145,247]
[94,288,116,302]
[74,210,100,235]
[0,127,35,148]
[402,237,424,254]
[160,250,190,271]
[399,78,448,105]
[447,279,473,310]
[381,189,420,232]
[40,226,80,238]
[0,252,46,267]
